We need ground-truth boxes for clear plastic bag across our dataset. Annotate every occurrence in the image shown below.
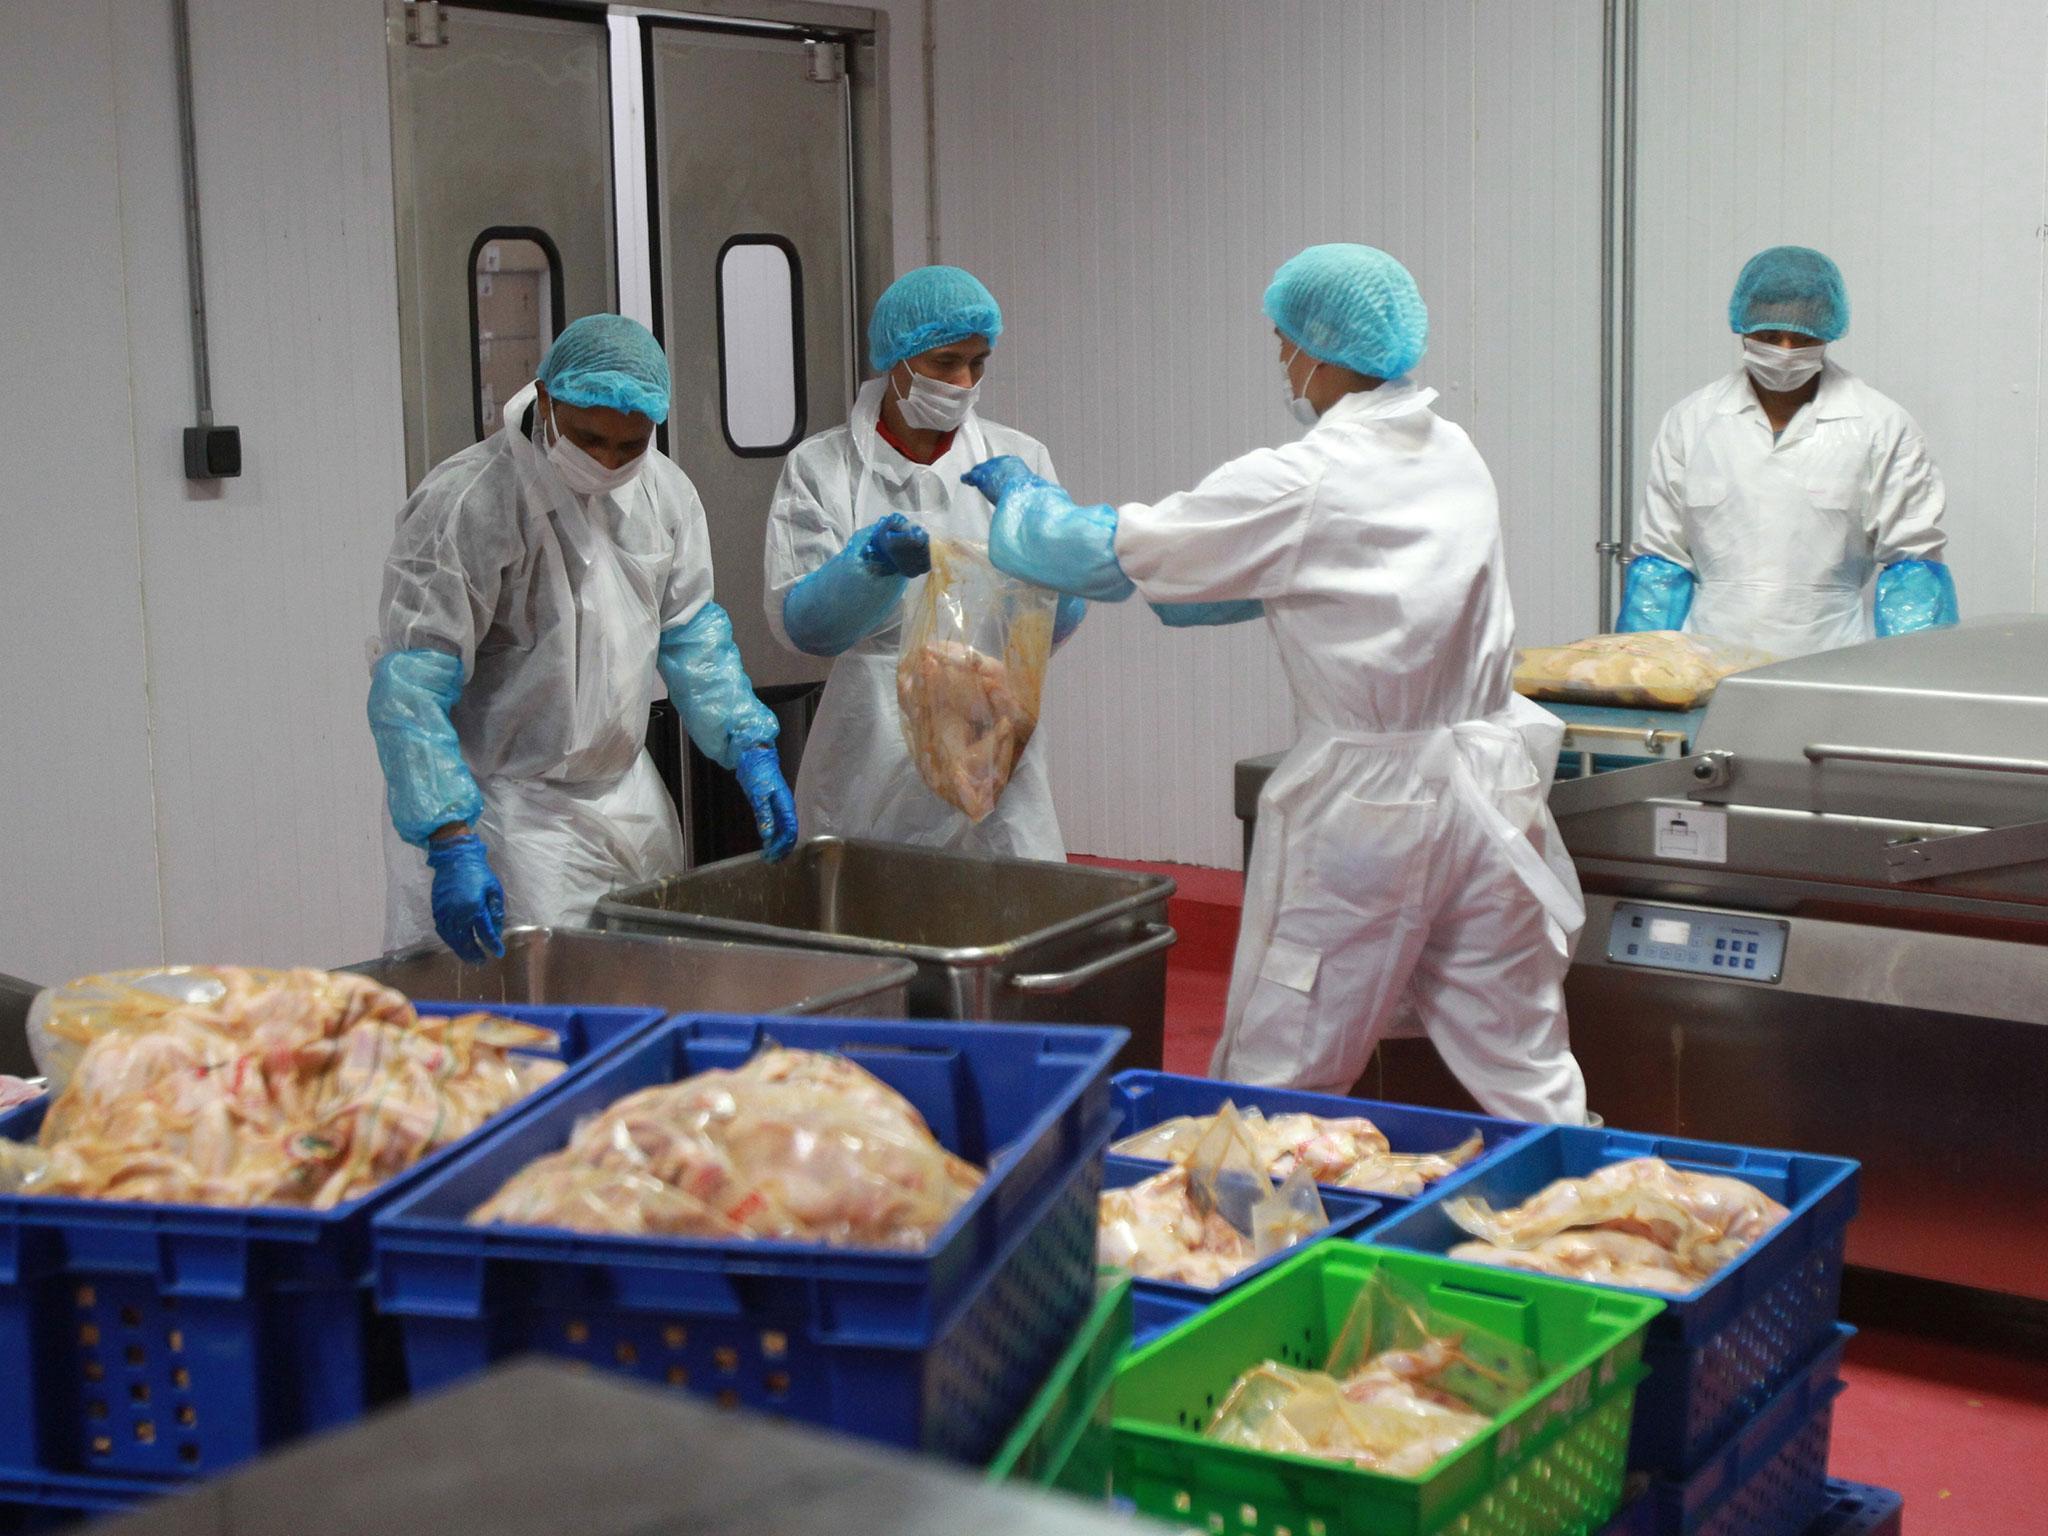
[1111,1102,1483,1198]
[896,537,1056,821]
[470,1046,984,1250]
[9,967,561,1208]
[1513,631,1776,710]
[1203,1269,1541,1475]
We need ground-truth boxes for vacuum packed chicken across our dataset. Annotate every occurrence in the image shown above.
[1443,1156,1789,1292]
[896,538,1055,822]
[0,967,558,1208]
[1113,1104,1482,1197]
[1513,631,1775,710]
[470,1046,983,1249]
[1206,1275,1537,1475]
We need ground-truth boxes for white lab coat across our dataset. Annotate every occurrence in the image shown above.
[1117,380,1588,1124]
[1634,362,1948,657]
[764,376,1067,861]
[376,381,712,948]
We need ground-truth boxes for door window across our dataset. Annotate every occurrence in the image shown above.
[470,230,563,438]
[716,236,805,455]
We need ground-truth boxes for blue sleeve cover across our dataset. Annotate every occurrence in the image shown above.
[1150,600,1266,628]
[658,602,780,771]
[1052,594,1088,647]
[963,456,1136,602]
[1617,554,1696,633]
[780,522,908,657]
[1875,559,1960,637]
[368,648,486,848]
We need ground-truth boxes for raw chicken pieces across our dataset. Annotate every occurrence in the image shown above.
[1113,1106,1482,1198]
[896,538,1055,822]
[1513,631,1775,709]
[1099,1163,1266,1288]
[897,639,1041,821]
[471,1046,983,1250]
[1445,1156,1789,1289]
[0,1078,40,1115]
[0,967,559,1209]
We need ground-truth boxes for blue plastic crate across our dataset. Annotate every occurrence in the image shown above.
[1600,1475,1899,1536]
[1100,1156,1385,1344]
[372,1014,1125,1464]
[1109,1070,1540,1212]
[1364,1125,1858,1475]
[1643,1325,1849,1536]
[0,1469,160,1532]
[0,1002,663,1482]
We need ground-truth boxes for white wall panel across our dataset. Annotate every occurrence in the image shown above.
[931,0,1604,865]
[1632,0,2048,617]
[0,1,165,982]
[109,0,402,968]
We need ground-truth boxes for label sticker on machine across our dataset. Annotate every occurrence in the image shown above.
[1606,902,1787,983]
[1653,805,1727,864]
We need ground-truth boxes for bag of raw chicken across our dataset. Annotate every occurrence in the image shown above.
[1513,631,1777,710]
[896,537,1056,821]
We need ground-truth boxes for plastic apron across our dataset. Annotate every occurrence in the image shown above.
[381,392,687,950]
[794,382,1065,862]
[1212,694,1586,1124]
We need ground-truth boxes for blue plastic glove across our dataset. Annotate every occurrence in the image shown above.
[1874,560,1960,637]
[781,520,922,657]
[1617,554,1696,633]
[963,455,1136,602]
[865,511,931,577]
[425,832,506,964]
[1052,593,1088,648]
[656,604,780,770]
[367,649,485,847]
[1150,600,1265,628]
[736,745,799,862]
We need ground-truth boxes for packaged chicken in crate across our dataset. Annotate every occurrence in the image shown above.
[897,537,1056,822]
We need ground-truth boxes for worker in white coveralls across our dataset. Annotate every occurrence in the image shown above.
[369,315,797,962]
[963,244,1588,1124]
[763,265,1085,861]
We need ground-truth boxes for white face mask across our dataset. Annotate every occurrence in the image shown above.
[542,403,648,498]
[1742,337,1826,394]
[1281,343,1322,426]
[894,367,980,432]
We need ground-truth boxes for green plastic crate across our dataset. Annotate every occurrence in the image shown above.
[1112,1244,1662,1536]
[988,1272,1134,1497]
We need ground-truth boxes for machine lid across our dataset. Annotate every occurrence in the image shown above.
[1695,614,2048,824]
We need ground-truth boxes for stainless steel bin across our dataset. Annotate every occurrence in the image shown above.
[343,925,916,1019]
[594,838,1176,1068]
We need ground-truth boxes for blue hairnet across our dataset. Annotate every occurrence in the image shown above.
[1263,244,1428,380]
[869,266,1003,373]
[1728,246,1848,342]
[537,314,671,424]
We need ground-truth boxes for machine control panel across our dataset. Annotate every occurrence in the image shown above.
[1605,902,1788,983]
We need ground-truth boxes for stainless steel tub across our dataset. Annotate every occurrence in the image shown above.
[343,925,916,1019]
[594,838,1176,1068]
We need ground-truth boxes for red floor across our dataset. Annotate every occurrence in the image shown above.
[1077,854,2048,1534]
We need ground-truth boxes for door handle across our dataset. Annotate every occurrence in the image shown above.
[1804,743,2048,777]
[1008,923,1178,995]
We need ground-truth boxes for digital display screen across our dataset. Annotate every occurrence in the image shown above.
[1648,918,1692,946]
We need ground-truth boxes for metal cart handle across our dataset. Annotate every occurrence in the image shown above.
[1804,743,2048,777]
[1008,923,1178,995]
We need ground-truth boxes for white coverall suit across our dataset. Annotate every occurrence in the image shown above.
[377,381,714,948]
[764,376,1068,861]
[1116,380,1588,1124]
[1635,362,1949,658]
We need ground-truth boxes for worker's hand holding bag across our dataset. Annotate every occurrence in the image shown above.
[895,537,1055,822]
